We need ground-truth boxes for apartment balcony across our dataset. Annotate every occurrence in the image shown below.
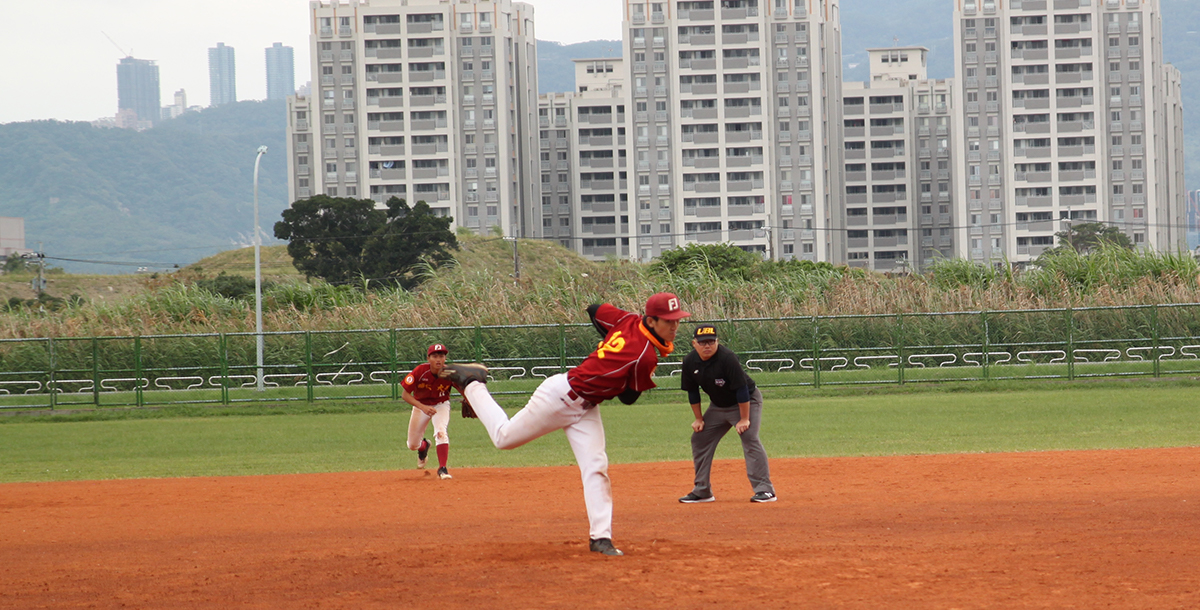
[369,168,408,180]
[406,143,447,158]
[1057,145,1096,157]
[1057,170,1096,182]
[870,125,905,137]
[1015,196,1053,207]
[1012,49,1049,61]
[407,46,444,59]
[1014,171,1052,183]
[871,147,905,159]
[1060,194,1098,206]
[869,102,904,114]
[408,119,447,131]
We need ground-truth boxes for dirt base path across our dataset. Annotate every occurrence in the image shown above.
[2,448,1198,609]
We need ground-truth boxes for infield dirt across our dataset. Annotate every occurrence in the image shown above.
[2,448,1198,609]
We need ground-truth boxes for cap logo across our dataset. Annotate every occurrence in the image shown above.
[433,344,445,352]
[696,327,716,336]
[667,297,680,311]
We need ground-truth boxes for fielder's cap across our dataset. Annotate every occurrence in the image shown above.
[427,343,448,356]
[693,325,718,342]
[645,292,691,320]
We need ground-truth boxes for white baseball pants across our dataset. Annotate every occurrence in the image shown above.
[462,373,613,540]
[406,401,451,449]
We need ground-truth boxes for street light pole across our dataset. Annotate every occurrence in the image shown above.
[253,146,268,392]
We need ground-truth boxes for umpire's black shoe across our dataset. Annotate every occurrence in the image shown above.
[751,491,777,503]
[679,492,715,504]
[589,538,624,556]
[441,363,488,389]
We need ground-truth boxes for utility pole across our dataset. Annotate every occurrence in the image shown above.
[504,236,520,284]
[28,243,46,297]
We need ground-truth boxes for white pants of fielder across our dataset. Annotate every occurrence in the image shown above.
[406,401,451,450]
[461,373,613,540]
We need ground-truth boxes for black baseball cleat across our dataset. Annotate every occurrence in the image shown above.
[679,492,716,504]
[417,439,430,469]
[440,363,489,389]
[589,538,624,556]
[751,491,777,503]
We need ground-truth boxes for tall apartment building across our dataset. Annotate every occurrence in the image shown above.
[209,43,237,106]
[538,59,631,258]
[621,0,844,263]
[116,57,161,127]
[266,43,297,100]
[953,0,1185,264]
[840,47,963,272]
[286,0,541,237]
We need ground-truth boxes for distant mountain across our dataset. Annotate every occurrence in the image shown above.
[0,101,289,274]
[537,40,624,94]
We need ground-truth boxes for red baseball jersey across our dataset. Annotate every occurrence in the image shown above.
[567,303,673,403]
[401,363,454,405]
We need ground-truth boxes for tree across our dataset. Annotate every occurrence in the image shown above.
[274,195,457,289]
[365,197,459,289]
[1051,222,1134,255]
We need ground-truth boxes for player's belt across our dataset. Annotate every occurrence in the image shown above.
[566,389,598,410]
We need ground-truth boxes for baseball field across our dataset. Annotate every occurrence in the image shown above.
[2,381,1199,608]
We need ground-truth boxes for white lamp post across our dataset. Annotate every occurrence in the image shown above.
[253,146,268,392]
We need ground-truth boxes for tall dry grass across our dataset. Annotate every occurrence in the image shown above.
[2,239,1199,340]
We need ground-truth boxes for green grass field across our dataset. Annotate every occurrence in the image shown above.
[2,381,1198,484]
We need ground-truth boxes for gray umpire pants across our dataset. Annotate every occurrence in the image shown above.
[690,388,774,497]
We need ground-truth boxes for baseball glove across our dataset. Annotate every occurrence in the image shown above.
[461,396,478,418]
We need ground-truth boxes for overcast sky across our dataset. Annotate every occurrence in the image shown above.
[0,0,622,124]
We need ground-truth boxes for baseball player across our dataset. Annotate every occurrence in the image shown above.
[678,324,776,503]
[440,292,691,557]
[402,343,457,480]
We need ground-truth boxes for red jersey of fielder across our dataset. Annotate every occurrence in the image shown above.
[402,363,454,405]
[567,303,674,404]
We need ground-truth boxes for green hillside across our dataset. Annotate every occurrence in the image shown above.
[0,100,290,274]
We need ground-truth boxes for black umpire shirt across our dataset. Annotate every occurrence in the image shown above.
[680,344,757,409]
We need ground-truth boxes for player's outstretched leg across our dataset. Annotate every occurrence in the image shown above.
[442,363,489,388]
[460,374,575,450]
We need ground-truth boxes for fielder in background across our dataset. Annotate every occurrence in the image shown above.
[440,292,692,557]
[678,324,777,504]
[402,343,457,480]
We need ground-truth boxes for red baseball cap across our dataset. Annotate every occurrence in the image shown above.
[644,292,691,320]
[427,343,448,356]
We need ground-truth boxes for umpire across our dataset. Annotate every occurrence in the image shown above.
[678,324,777,503]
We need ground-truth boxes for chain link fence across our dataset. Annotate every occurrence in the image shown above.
[3,304,1199,410]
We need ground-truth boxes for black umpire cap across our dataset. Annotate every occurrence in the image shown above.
[693,325,718,342]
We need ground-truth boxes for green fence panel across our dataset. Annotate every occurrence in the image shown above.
[4,304,1200,411]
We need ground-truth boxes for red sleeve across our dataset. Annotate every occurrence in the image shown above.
[401,364,427,393]
[592,304,633,335]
